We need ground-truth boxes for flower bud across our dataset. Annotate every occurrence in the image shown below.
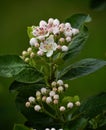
[24,57,29,63]
[46,97,52,104]
[45,128,50,130]
[66,36,71,42]
[59,38,65,43]
[51,128,56,130]
[65,23,71,28]
[53,94,59,100]
[39,20,47,27]
[34,105,41,111]
[67,102,73,109]
[30,38,38,46]
[36,91,41,97]
[37,50,44,56]
[48,18,54,24]
[57,80,63,86]
[25,102,30,108]
[27,47,32,53]
[41,88,47,94]
[49,91,55,97]
[75,101,81,106]
[51,81,57,87]
[72,28,79,35]
[64,84,69,89]
[53,19,60,26]
[35,42,39,48]
[30,52,35,58]
[22,51,27,56]
[57,45,62,50]
[28,96,35,103]
[58,86,64,92]
[42,96,47,102]
[53,99,58,104]
[61,45,68,52]
[59,106,66,112]
[52,87,57,92]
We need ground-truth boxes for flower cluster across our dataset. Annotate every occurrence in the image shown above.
[25,80,80,113]
[29,18,79,57]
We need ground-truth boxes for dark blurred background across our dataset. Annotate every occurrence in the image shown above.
[0,0,106,130]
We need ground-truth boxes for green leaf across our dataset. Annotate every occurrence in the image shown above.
[14,67,43,83]
[63,26,88,62]
[59,58,106,80]
[65,13,91,29]
[13,124,30,130]
[79,92,106,119]
[27,27,34,39]
[0,55,28,78]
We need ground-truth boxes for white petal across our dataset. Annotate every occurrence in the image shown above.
[46,35,54,43]
[52,42,57,51]
[46,50,53,57]
[39,43,47,52]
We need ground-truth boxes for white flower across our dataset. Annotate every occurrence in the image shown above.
[28,96,35,103]
[46,97,52,104]
[48,18,54,24]
[41,88,47,94]
[34,105,41,111]
[60,106,66,111]
[52,26,60,35]
[75,101,81,106]
[45,128,50,130]
[30,38,38,46]
[49,91,55,97]
[67,102,74,109]
[65,23,71,28]
[61,45,68,52]
[57,80,63,85]
[39,35,57,57]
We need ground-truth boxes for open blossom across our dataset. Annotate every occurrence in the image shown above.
[39,35,57,57]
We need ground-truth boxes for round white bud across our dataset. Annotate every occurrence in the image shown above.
[46,97,52,104]
[64,84,69,89]
[57,80,63,86]
[49,91,55,97]
[45,128,50,130]
[51,128,56,130]
[58,86,64,92]
[66,36,71,42]
[59,129,63,130]
[75,101,81,106]
[27,47,32,53]
[42,96,47,102]
[24,58,29,63]
[22,51,27,56]
[61,45,68,52]
[28,96,35,103]
[53,94,59,100]
[51,81,57,87]
[30,52,35,58]
[41,88,47,94]
[34,105,41,111]
[59,38,65,43]
[37,50,44,56]
[57,45,62,50]
[53,19,60,26]
[35,43,39,48]
[72,28,79,35]
[59,106,66,112]
[25,102,30,108]
[52,87,57,92]
[30,38,38,46]
[53,99,58,104]
[67,102,74,109]
[48,18,54,24]
[65,23,71,28]
[39,20,47,27]
[36,91,41,97]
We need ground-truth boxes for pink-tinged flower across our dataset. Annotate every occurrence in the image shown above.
[39,35,57,57]
[32,26,49,40]
[39,20,47,28]
[30,38,38,46]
